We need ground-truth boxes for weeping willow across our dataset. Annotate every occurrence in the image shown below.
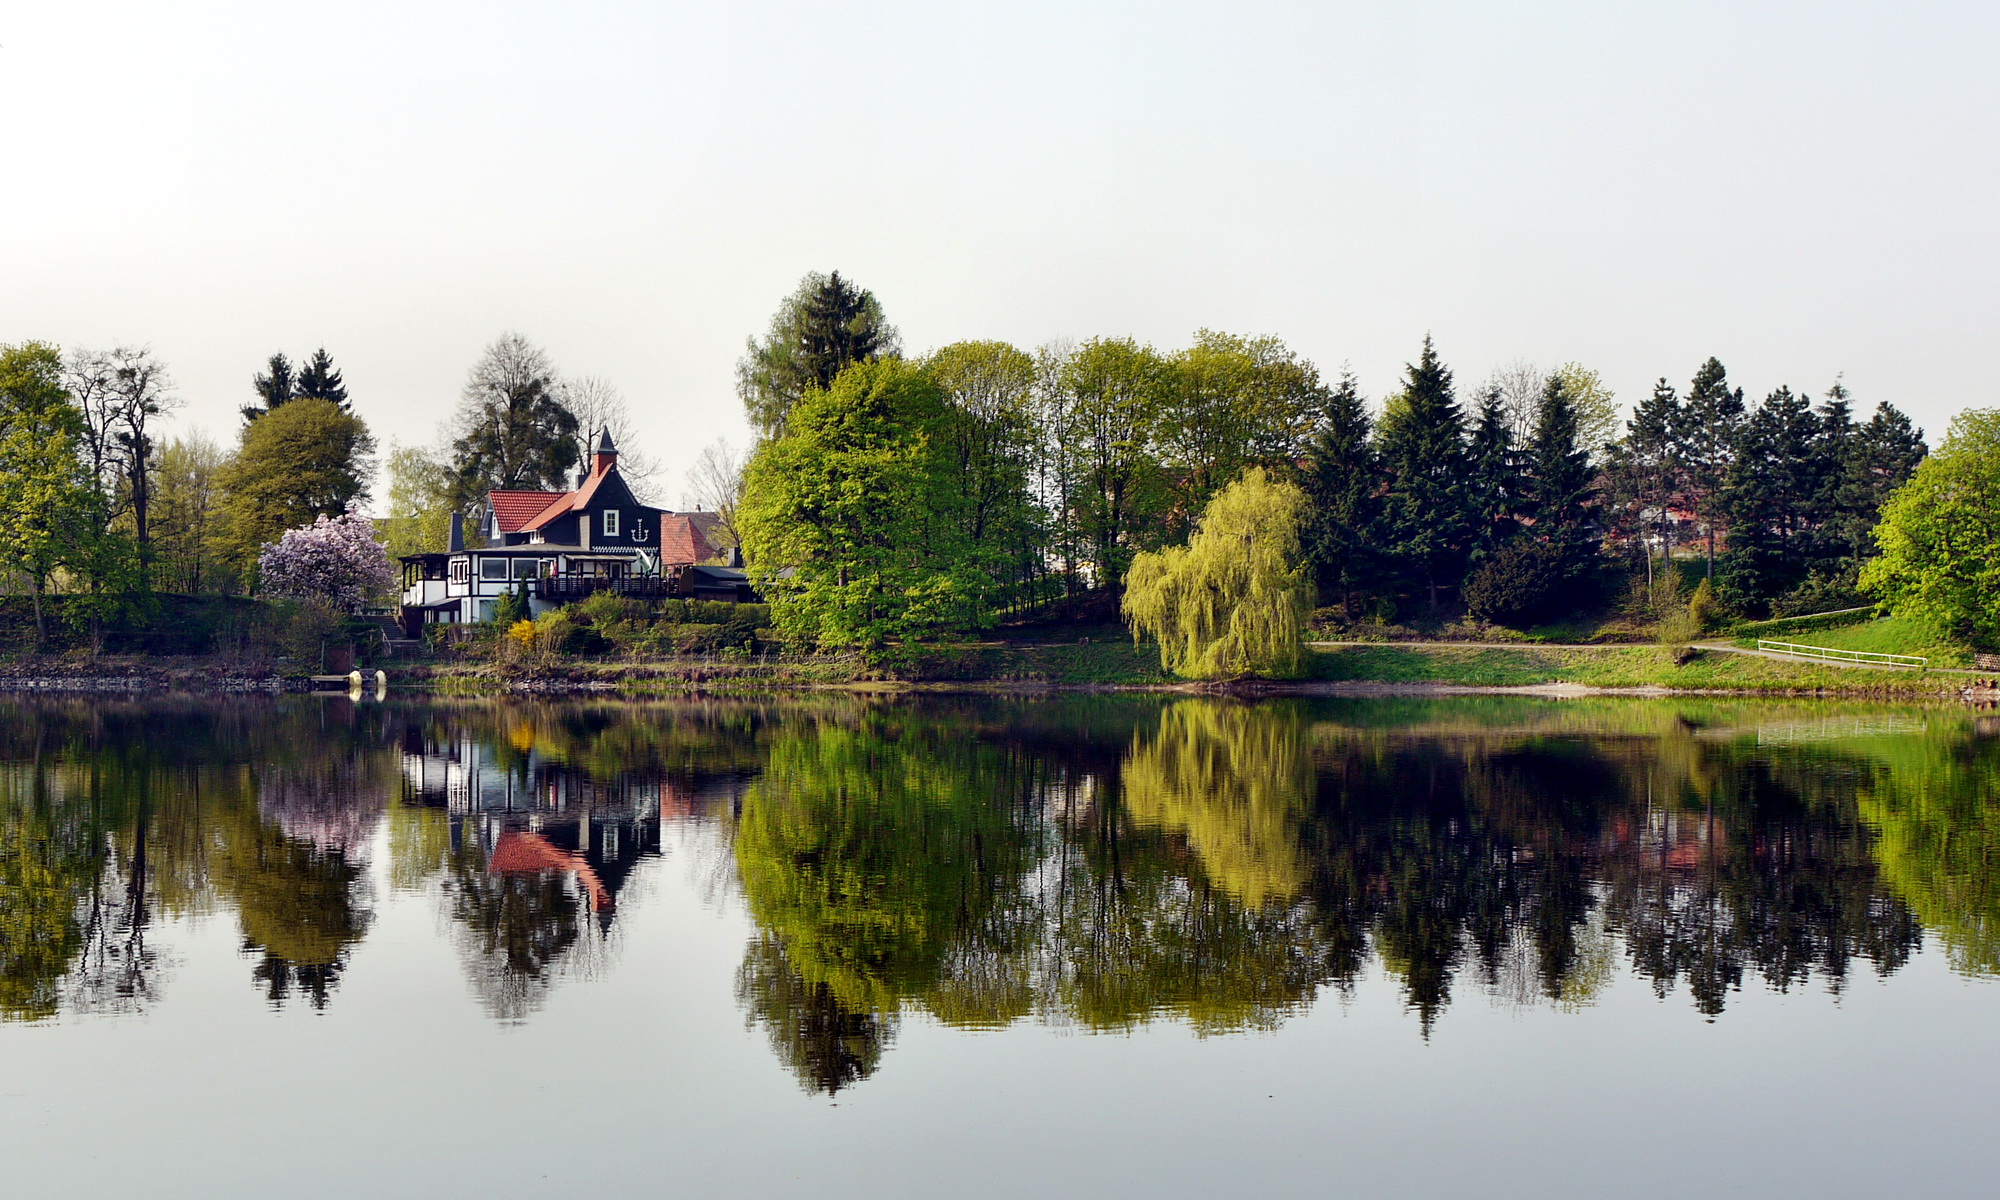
[1122,467,1313,679]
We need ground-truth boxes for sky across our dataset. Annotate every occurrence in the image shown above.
[3,1,1996,505]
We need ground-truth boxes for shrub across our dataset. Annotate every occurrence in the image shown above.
[1463,540,1573,627]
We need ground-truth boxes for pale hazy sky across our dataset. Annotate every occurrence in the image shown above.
[3,1,1994,503]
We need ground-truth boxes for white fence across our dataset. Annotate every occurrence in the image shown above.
[1755,639,1928,668]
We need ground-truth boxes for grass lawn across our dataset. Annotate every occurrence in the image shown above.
[1732,613,1973,668]
[1304,643,1958,693]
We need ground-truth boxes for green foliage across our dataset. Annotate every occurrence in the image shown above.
[216,397,376,579]
[1123,467,1312,679]
[1301,371,1385,614]
[1861,409,2000,650]
[490,581,529,628]
[380,443,454,560]
[1463,539,1575,627]
[0,342,103,645]
[1375,337,1471,612]
[151,434,234,595]
[739,359,988,654]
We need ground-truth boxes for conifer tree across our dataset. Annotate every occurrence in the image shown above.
[1621,377,1685,590]
[1300,371,1383,617]
[1523,374,1597,574]
[1463,385,1517,564]
[738,271,900,438]
[245,353,295,423]
[1680,357,1745,577]
[294,348,349,409]
[1375,337,1470,614]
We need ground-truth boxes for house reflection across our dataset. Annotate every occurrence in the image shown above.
[397,728,664,1018]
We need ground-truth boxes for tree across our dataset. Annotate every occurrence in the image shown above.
[1463,384,1518,565]
[294,348,348,408]
[1155,331,1322,536]
[257,509,396,609]
[104,347,179,581]
[1300,371,1384,617]
[1375,337,1470,614]
[1523,372,1598,575]
[557,375,661,497]
[1550,362,1620,455]
[1057,337,1170,591]
[151,434,232,594]
[379,443,455,560]
[1123,467,1312,679]
[1718,385,1823,608]
[684,439,748,550]
[738,271,900,439]
[1616,378,1686,595]
[447,333,580,509]
[1834,398,1926,570]
[1680,357,1745,577]
[245,353,295,422]
[923,341,1042,606]
[216,397,376,579]
[0,343,99,644]
[1860,409,2000,650]
[738,359,984,652]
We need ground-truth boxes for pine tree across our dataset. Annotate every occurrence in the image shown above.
[1680,357,1745,577]
[1300,371,1383,617]
[738,271,900,438]
[1463,385,1517,564]
[1375,337,1470,614]
[1836,401,1926,567]
[1718,386,1821,608]
[294,348,349,409]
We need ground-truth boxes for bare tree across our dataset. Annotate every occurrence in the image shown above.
[682,439,746,548]
[63,348,124,500]
[105,347,180,572]
[557,375,662,498]
[1487,359,1549,447]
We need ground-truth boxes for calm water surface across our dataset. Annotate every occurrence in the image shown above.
[2,694,1998,1197]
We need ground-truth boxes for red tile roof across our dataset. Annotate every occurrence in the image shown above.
[658,515,715,566]
[489,490,570,533]
[521,462,616,532]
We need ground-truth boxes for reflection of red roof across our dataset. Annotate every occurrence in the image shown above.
[490,491,569,533]
[659,515,715,566]
[488,830,612,912]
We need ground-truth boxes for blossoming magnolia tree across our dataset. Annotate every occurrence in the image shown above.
[257,509,396,610]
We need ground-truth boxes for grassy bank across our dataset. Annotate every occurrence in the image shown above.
[1300,643,1962,694]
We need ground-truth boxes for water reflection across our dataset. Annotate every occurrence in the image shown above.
[0,694,1995,1096]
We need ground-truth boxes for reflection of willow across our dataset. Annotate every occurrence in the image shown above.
[1853,730,2000,974]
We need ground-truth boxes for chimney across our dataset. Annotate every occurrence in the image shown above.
[592,427,619,475]
[448,512,464,553]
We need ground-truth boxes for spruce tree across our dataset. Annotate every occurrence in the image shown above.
[1375,337,1470,614]
[244,353,295,423]
[1523,374,1597,576]
[1300,371,1383,618]
[738,271,900,438]
[1836,401,1926,568]
[1463,385,1517,565]
[1680,357,1745,577]
[1622,377,1684,591]
[294,348,350,409]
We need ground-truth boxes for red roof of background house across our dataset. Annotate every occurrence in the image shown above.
[658,515,715,566]
[489,490,570,533]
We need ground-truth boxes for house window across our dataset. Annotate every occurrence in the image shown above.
[602,509,619,538]
[511,558,540,581]
[479,558,510,582]
[450,559,469,584]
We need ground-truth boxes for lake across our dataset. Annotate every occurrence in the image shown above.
[1,693,1997,1198]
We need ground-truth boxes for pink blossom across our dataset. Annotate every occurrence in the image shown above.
[258,509,396,609]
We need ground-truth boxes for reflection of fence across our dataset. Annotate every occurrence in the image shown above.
[1756,717,1927,745]
[1756,639,1927,668]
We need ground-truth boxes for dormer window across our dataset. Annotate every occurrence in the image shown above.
[601,509,619,538]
